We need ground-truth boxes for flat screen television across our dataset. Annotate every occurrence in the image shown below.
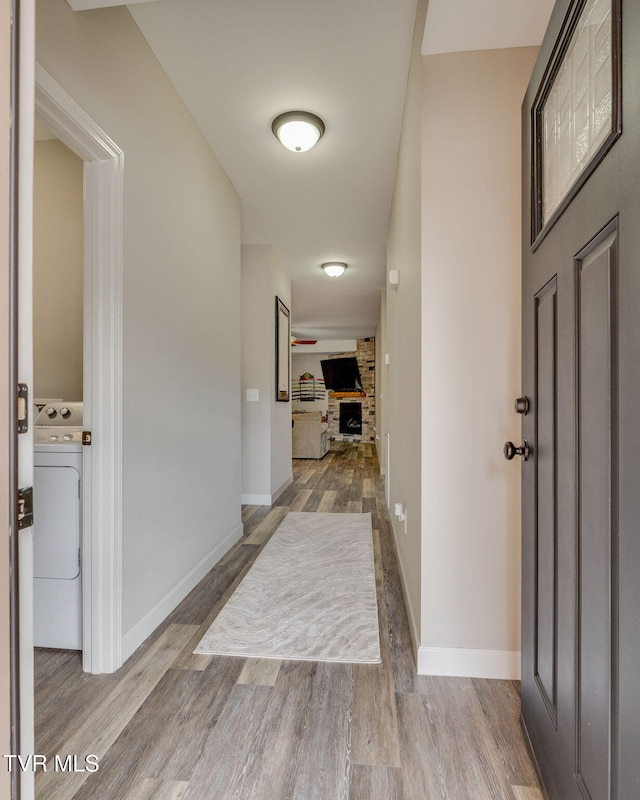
[320,357,362,392]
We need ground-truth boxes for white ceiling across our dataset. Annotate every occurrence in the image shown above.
[114,0,553,339]
[128,0,417,340]
[422,0,555,56]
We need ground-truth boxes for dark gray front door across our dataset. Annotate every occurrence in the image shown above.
[520,0,640,798]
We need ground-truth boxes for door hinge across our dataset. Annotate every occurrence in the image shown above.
[17,383,28,434]
[82,431,92,446]
[17,487,34,529]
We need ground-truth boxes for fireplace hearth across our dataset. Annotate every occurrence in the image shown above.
[339,402,362,436]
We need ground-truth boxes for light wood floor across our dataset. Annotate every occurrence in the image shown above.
[35,442,543,800]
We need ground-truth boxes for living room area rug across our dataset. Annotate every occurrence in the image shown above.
[194,511,381,664]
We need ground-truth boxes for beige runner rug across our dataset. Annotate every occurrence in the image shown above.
[194,511,380,663]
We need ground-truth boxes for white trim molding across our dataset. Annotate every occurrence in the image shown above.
[389,519,420,658]
[121,523,243,662]
[35,64,124,674]
[242,473,293,506]
[18,5,36,797]
[241,493,272,506]
[418,646,521,680]
[66,0,157,10]
[272,473,293,502]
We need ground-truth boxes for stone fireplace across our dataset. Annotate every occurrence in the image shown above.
[327,337,375,443]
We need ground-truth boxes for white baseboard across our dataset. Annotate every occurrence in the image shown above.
[241,493,271,505]
[121,522,243,662]
[242,473,293,506]
[389,519,420,661]
[272,473,293,502]
[417,646,521,679]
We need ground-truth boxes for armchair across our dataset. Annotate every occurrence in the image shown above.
[292,411,330,459]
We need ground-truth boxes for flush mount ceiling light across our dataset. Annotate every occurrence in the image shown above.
[321,262,347,278]
[271,110,325,152]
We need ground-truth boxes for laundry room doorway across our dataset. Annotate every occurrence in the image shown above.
[30,64,124,676]
[32,122,84,656]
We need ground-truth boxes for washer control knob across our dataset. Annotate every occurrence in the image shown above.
[60,407,71,419]
[46,407,57,419]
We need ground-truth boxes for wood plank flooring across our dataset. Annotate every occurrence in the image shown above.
[34,443,543,800]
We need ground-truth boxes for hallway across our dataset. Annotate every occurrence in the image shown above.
[34,443,542,800]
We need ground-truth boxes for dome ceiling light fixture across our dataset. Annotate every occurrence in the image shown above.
[271,110,325,153]
[321,262,347,278]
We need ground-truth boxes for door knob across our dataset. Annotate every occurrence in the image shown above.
[503,439,530,462]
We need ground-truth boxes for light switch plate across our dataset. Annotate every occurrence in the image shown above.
[246,388,259,402]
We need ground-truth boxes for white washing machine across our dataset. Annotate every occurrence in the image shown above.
[34,402,83,650]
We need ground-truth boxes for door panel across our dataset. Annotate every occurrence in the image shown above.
[534,278,558,722]
[575,223,616,800]
[521,0,639,798]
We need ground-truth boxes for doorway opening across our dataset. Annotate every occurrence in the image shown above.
[32,130,84,655]
[33,64,124,674]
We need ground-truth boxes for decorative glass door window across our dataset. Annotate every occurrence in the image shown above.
[537,0,618,234]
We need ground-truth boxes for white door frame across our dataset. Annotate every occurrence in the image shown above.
[34,64,123,674]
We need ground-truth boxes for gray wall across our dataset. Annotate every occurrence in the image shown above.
[385,0,425,649]
[419,46,538,675]
[385,8,537,677]
[241,244,292,503]
[375,290,387,470]
[37,0,243,646]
